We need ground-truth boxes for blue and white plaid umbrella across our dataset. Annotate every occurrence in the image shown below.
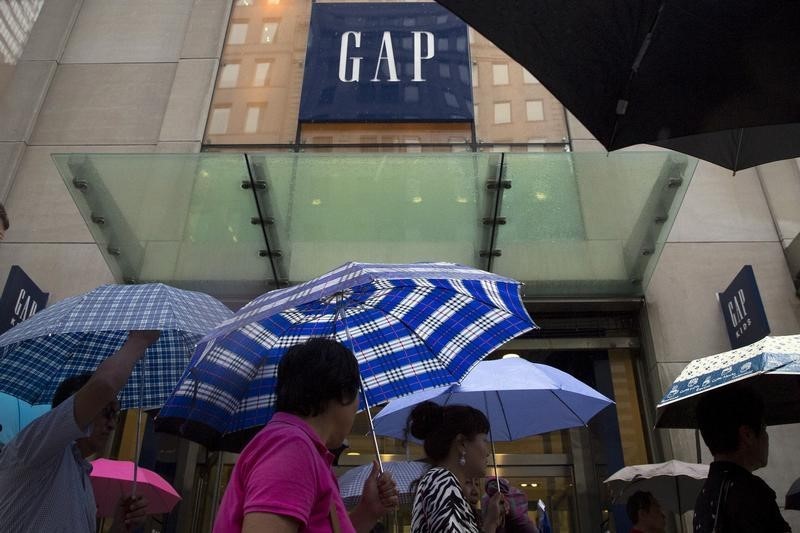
[338,460,430,507]
[656,334,800,428]
[156,262,535,451]
[0,283,233,410]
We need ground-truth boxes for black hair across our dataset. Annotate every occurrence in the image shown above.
[275,338,360,417]
[407,401,490,462]
[52,373,93,408]
[626,491,656,523]
[696,385,765,455]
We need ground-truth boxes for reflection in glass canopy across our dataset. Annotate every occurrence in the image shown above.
[53,152,696,300]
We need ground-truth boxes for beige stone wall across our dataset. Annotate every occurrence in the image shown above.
[0,0,229,302]
[643,163,800,529]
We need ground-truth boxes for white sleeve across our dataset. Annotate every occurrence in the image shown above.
[0,395,90,468]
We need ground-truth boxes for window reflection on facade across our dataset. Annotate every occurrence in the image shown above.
[205,0,569,152]
[0,0,44,96]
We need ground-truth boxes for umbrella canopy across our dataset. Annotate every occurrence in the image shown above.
[0,392,49,444]
[434,0,800,171]
[0,283,233,409]
[787,477,800,511]
[604,460,709,515]
[338,461,430,507]
[90,459,181,517]
[156,262,535,452]
[372,357,613,441]
[656,335,800,428]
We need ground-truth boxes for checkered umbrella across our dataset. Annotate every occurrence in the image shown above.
[0,283,233,410]
[156,262,535,452]
[656,334,800,428]
[338,461,430,507]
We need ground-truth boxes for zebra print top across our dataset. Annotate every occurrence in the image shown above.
[411,467,481,533]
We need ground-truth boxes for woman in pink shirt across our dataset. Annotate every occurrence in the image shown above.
[214,338,399,533]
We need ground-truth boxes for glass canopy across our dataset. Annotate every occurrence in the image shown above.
[53,151,697,300]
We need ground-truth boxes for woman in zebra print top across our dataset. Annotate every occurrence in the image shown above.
[408,402,505,532]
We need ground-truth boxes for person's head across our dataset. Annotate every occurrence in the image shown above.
[463,477,481,506]
[52,373,119,456]
[0,202,8,240]
[276,338,360,448]
[408,401,490,478]
[626,491,665,533]
[696,385,768,470]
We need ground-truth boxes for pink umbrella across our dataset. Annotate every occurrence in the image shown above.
[90,459,181,518]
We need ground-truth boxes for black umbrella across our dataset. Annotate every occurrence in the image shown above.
[436,0,800,171]
[788,477,800,511]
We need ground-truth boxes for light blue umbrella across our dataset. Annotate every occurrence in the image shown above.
[0,392,49,445]
[656,334,800,428]
[372,357,614,442]
[156,262,535,452]
[0,283,233,410]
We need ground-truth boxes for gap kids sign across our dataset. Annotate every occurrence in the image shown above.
[717,265,770,349]
[299,3,473,122]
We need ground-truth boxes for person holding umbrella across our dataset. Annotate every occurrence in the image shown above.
[626,491,665,533]
[213,338,399,533]
[408,401,505,532]
[0,330,160,532]
[693,386,791,532]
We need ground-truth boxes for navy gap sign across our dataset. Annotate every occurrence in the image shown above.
[300,3,473,122]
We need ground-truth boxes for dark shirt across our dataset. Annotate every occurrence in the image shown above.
[693,461,791,533]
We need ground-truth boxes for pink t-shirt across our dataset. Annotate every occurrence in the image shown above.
[213,412,355,533]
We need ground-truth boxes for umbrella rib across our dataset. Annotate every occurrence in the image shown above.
[550,389,589,427]
[494,389,513,439]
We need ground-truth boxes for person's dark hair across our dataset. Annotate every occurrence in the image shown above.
[626,491,656,523]
[0,203,8,231]
[276,338,360,417]
[696,385,765,455]
[52,373,92,408]
[407,401,490,462]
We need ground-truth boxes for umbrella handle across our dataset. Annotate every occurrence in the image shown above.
[360,376,384,473]
[132,356,145,499]
[339,301,383,473]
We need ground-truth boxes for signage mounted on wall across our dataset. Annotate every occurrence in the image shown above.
[717,265,770,349]
[0,265,49,335]
[299,3,473,122]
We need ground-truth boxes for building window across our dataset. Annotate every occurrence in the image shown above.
[228,22,248,45]
[527,138,547,152]
[494,102,511,124]
[253,61,271,86]
[261,21,279,44]
[492,63,509,86]
[218,63,240,89]
[526,100,545,121]
[244,105,262,133]
[208,107,231,135]
[523,68,539,84]
[471,63,478,87]
[449,137,469,152]
[405,138,422,153]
